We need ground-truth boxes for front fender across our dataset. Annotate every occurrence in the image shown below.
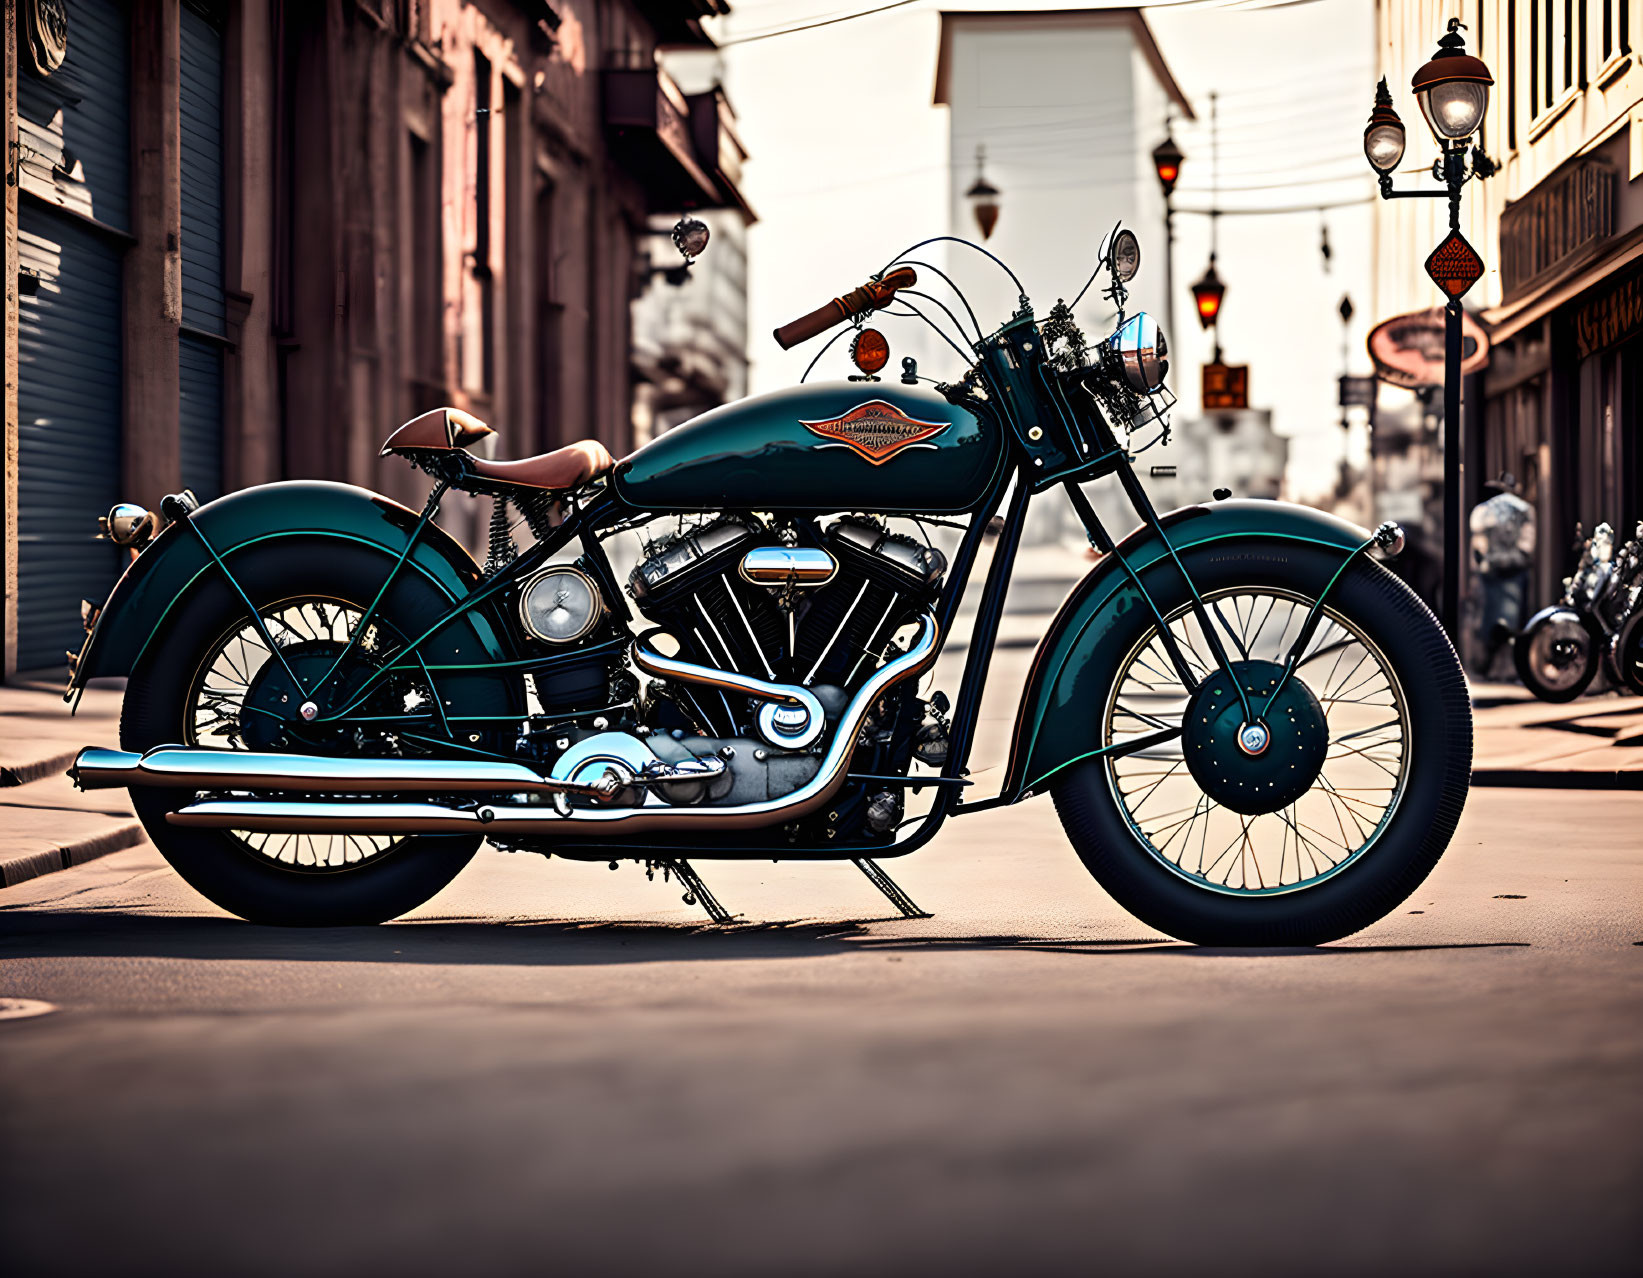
[68,481,509,700]
[1003,499,1373,799]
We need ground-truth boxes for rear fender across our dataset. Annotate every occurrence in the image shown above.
[69,481,512,700]
[1002,499,1373,799]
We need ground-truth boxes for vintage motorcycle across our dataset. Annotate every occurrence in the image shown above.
[1515,520,1643,702]
[66,221,1472,945]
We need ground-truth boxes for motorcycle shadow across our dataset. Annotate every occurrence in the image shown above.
[0,909,1529,966]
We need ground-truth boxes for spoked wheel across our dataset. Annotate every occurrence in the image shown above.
[1054,540,1471,945]
[185,597,416,872]
[1514,607,1599,702]
[121,540,521,926]
[1105,588,1410,895]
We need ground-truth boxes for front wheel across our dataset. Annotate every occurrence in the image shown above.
[1513,605,1599,702]
[1053,540,1471,946]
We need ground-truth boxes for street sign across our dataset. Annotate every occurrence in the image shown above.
[1424,229,1485,299]
[1338,374,1377,408]
[1366,307,1489,388]
[1202,362,1248,411]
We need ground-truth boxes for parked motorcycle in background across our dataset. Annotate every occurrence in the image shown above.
[1515,521,1643,702]
[1607,525,1643,695]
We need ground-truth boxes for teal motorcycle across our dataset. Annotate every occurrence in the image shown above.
[67,221,1471,942]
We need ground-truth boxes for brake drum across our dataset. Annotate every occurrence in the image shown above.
[1180,659,1329,816]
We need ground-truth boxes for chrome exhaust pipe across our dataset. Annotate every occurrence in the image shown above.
[71,746,659,803]
[163,613,940,836]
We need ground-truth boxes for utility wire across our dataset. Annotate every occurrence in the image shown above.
[1174,193,1374,214]
[718,0,922,45]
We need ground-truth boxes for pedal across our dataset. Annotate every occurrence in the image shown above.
[852,858,931,919]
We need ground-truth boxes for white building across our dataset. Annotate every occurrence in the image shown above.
[1147,409,1289,511]
[932,8,1287,542]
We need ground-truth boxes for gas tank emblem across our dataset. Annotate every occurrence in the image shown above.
[799,400,951,465]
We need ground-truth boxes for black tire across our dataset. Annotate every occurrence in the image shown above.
[1614,609,1643,695]
[1513,607,1599,702]
[1052,540,1472,946]
[122,539,517,926]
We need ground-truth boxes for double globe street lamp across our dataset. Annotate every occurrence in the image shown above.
[1364,18,1495,641]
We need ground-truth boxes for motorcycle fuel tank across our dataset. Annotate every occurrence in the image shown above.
[614,382,1005,514]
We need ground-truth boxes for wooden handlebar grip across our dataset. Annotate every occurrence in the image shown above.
[773,299,851,350]
[771,267,919,349]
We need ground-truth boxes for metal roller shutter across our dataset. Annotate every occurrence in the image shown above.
[15,0,130,673]
[180,336,224,500]
[17,213,124,672]
[180,1,227,502]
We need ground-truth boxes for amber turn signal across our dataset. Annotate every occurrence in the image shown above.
[850,328,890,376]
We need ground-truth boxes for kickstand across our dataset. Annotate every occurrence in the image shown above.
[663,859,735,925]
[852,858,931,919]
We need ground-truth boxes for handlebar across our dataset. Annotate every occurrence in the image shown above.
[772,266,918,350]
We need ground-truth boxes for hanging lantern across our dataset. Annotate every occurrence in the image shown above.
[1151,135,1184,197]
[966,146,1001,241]
[1191,259,1225,329]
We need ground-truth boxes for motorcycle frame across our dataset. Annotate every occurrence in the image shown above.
[152,312,1373,862]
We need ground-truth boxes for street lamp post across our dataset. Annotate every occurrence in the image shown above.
[1151,128,1184,343]
[1364,19,1494,643]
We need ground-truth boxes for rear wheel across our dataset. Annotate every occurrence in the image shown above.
[1053,541,1471,946]
[122,541,518,926]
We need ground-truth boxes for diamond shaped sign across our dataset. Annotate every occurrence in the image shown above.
[1424,229,1484,300]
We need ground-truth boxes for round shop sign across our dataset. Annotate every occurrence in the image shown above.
[1367,307,1489,389]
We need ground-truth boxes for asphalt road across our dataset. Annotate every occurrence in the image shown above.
[1,785,1640,1277]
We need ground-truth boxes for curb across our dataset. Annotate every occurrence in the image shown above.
[0,750,80,788]
[1471,769,1643,790]
[0,820,146,889]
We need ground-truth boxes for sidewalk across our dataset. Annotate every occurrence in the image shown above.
[1470,682,1643,789]
[0,675,143,889]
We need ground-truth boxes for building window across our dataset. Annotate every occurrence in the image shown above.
[1529,0,1576,120]
[410,133,440,378]
[1508,0,1518,148]
[1601,0,1632,62]
[474,52,494,394]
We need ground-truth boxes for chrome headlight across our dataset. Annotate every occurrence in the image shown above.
[1110,313,1168,393]
[519,565,605,644]
[100,503,157,548]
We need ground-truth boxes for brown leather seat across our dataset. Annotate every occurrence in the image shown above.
[470,441,615,492]
[381,406,614,493]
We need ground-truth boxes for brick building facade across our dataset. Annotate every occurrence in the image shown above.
[2,0,748,676]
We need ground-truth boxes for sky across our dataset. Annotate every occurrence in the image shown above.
[704,0,1380,503]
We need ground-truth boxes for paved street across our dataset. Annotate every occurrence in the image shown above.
[3,768,1640,1275]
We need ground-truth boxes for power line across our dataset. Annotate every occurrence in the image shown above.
[718,0,923,45]
[1174,193,1374,214]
